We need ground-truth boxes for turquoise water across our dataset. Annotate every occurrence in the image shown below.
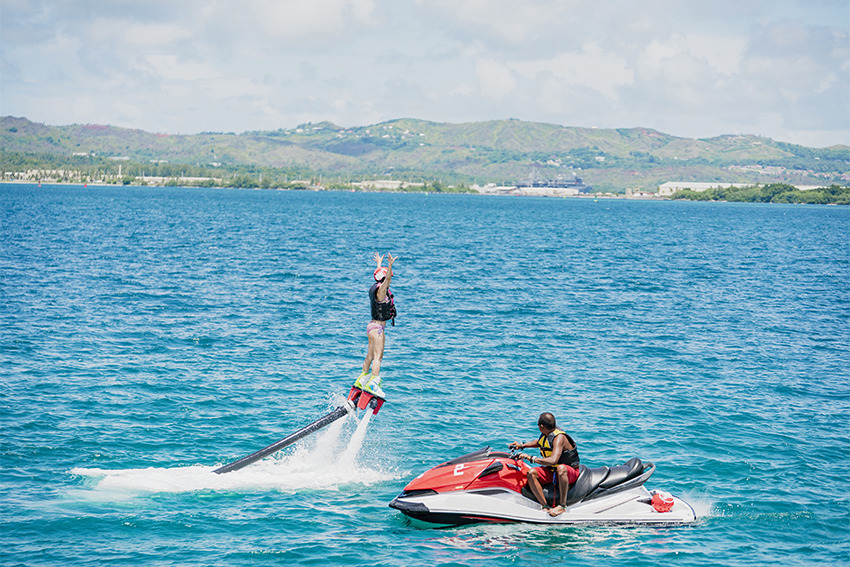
[1,184,848,566]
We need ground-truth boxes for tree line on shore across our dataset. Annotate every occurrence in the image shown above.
[0,151,473,192]
[671,183,850,205]
[3,151,849,204]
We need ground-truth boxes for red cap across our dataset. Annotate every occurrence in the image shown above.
[374,267,388,281]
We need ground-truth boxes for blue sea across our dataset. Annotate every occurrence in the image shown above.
[1,184,848,566]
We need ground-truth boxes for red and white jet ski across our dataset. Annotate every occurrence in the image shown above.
[389,447,696,526]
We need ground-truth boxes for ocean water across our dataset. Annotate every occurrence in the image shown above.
[1,184,848,566]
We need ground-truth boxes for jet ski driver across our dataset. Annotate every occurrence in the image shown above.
[509,412,580,517]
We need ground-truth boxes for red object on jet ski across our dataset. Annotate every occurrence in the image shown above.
[652,491,674,512]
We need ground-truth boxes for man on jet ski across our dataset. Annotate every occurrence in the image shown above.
[509,412,580,517]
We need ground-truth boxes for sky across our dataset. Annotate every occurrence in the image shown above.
[1,0,849,147]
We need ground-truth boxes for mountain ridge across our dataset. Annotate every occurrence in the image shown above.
[2,115,847,191]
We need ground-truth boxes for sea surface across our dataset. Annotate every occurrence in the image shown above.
[1,184,848,566]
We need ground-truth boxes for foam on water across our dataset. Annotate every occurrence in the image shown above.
[70,410,397,497]
[682,496,714,520]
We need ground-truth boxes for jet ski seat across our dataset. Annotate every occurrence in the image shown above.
[520,465,613,507]
[599,457,643,489]
[518,457,651,508]
[565,465,610,506]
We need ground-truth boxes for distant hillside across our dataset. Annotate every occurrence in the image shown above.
[2,116,848,191]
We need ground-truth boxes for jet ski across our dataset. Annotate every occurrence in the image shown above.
[389,447,696,526]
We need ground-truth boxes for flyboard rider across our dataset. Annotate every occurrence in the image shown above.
[354,252,396,399]
[509,412,580,517]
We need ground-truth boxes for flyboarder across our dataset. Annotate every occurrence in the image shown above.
[353,252,396,399]
[214,255,396,476]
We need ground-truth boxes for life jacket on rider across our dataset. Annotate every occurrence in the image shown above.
[537,428,580,471]
[369,282,396,326]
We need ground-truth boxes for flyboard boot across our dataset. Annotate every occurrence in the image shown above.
[353,370,370,390]
[364,374,385,398]
[348,370,385,413]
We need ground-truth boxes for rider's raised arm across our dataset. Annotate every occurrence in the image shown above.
[376,253,395,301]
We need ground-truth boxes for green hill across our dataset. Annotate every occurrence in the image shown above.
[2,116,847,192]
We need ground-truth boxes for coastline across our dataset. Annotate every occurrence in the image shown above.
[0,179,666,200]
[4,180,848,205]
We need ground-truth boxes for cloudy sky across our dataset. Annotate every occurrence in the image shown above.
[2,0,848,147]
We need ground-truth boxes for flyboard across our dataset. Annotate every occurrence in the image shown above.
[213,384,385,474]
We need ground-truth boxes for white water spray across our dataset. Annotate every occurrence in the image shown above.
[70,409,400,498]
[338,410,372,468]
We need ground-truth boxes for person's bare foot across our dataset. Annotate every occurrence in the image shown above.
[548,505,565,517]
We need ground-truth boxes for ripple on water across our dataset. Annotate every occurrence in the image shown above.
[1,186,848,566]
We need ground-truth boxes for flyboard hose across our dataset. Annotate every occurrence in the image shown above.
[213,401,355,474]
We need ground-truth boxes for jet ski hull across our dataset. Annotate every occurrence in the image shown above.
[389,448,696,526]
[391,485,696,526]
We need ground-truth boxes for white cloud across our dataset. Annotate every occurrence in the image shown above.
[72,97,96,119]
[82,21,194,47]
[474,58,516,99]
[447,82,475,97]
[112,102,145,127]
[250,0,376,40]
[418,0,563,43]
[144,55,218,82]
[123,23,194,46]
[0,0,847,146]
[205,78,272,100]
[511,43,634,100]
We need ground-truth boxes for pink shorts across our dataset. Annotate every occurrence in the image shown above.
[366,322,385,336]
[536,465,580,485]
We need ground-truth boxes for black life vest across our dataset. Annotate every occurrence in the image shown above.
[369,282,396,324]
[537,428,580,470]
